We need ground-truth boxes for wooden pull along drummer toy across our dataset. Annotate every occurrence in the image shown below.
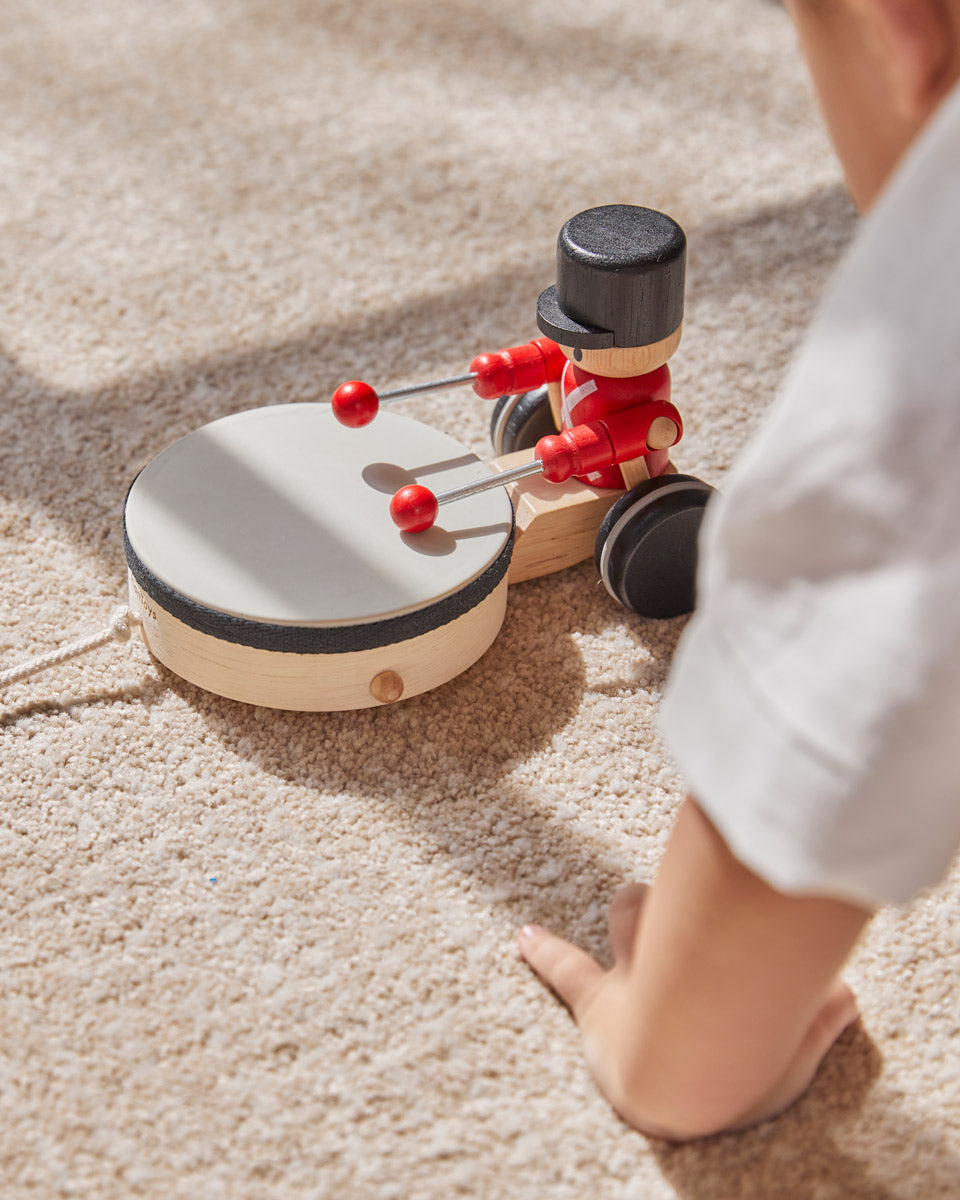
[2,206,714,713]
[332,204,715,617]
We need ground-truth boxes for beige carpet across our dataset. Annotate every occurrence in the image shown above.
[2,2,958,1196]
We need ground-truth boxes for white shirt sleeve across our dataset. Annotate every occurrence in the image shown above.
[659,82,960,909]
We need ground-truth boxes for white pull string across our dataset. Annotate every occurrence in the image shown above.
[0,606,140,690]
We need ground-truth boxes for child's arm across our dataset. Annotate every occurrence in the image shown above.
[518,797,871,1140]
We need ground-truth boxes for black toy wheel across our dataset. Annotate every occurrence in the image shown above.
[490,386,558,456]
[595,474,716,618]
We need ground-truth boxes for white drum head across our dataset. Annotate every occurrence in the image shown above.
[124,405,514,709]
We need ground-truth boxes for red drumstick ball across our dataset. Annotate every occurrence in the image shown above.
[331,380,379,427]
[390,484,439,533]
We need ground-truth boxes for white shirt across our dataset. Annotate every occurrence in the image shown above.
[659,82,960,910]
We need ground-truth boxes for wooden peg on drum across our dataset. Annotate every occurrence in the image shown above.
[330,338,568,427]
[390,402,683,532]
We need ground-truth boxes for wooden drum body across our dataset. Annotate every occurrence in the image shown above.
[123,405,514,710]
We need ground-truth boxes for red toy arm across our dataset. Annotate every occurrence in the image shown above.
[538,400,682,482]
[390,399,683,532]
[469,337,566,400]
[331,338,567,426]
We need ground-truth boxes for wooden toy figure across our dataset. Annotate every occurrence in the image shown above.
[336,204,715,619]
[488,202,687,491]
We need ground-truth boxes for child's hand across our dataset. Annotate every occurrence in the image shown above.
[517,881,650,1046]
[519,881,649,1006]
[516,799,869,1140]
[518,883,658,1131]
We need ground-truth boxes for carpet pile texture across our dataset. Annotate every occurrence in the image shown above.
[2,2,957,1196]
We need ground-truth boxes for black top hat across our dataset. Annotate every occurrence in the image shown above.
[536,205,685,350]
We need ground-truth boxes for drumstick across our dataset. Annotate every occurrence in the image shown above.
[331,375,476,428]
[331,339,566,427]
[390,405,682,532]
[391,460,544,532]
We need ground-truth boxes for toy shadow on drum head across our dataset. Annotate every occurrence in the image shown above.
[120,204,715,712]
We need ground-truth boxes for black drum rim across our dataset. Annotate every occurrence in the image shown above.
[124,506,515,655]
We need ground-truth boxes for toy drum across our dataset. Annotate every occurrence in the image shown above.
[123,405,514,710]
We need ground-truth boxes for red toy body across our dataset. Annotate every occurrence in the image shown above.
[471,339,675,488]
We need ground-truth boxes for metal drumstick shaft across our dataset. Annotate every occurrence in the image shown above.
[433,459,544,507]
[378,373,477,402]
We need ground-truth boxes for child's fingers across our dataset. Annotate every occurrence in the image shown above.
[607,882,651,966]
[518,924,605,1018]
